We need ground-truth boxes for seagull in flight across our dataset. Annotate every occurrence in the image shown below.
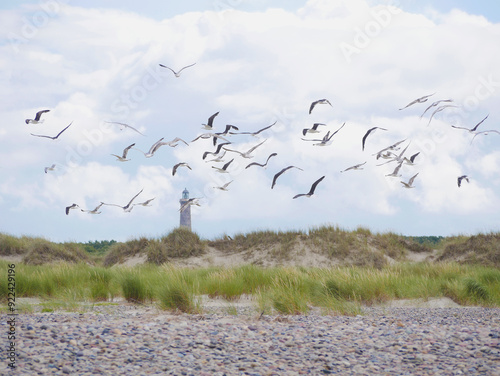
[229,121,276,137]
[373,139,407,159]
[213,180,233,191]
[451,114,489,132]
[211,158,234,173]
[302,122,346,146]
[385,161,403,177]
[271,166,303,189]
[179,197,201,212]
[104,121,145,136]
[134,198,155,207]
[403,152,420,165]
[157,137,189,148]
[341,161,367,173]
[111,143,135,162]
[362,126,387,151]
[245,153,277,169]
[293,176,325,199]
[203,142,231,160]
[202,112,219,130]
[159,62,196,77]
[309,99,332,114]
[101,189,144,212]
[302,123,326,136]
[420,99,454,118]
[191,132,230,144]
[31,122,73,140]
[44,164,56,173]
[65,203,80,215]
[133,138,166,158]
[172,162,192,176]
[401,173,419,188]
[458,175,469,187]
[81,202,104,214]
[399,93,435,110]
[470,129,500,144]
[205,150,227,163]
[26,109,50,124]
[427,104,458,126]
[223,139,266,159]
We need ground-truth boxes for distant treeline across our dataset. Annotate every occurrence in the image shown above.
[83,240,117,254]
[406,236,445,245]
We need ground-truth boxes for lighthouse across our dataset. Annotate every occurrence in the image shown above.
[179,188,192,230]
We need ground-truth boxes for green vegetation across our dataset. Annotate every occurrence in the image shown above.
[1,227,499,315]
[1,259,499,315]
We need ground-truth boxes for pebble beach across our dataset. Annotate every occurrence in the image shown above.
[2,302,499,375]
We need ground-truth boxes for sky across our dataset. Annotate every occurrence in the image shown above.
[1,0,499,243]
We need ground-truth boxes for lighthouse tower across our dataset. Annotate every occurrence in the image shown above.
[179,188,192,230]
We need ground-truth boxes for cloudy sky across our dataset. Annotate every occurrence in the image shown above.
[1,0,499,243]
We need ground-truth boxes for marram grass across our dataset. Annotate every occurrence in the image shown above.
[1,260,499,315]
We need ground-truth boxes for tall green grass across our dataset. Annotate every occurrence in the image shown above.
[1,259,499,315]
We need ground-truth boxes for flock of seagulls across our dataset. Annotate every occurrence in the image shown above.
[26,61,498,220]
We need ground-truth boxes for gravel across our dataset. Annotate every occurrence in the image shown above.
[2,303,499,375]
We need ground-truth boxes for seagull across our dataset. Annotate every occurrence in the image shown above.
[65,203,79,215]
[111,143,135,162]
[400,173,419,188]
[205,150,227,163]
[179,197,201,212]
[26,109,50,124]
[309,99,332,114]
[223,139,267,159]
[458,175,469,187]
[172,162,192,176]
[191,132,230,144]
[159,62,196,77]
[302,122,346,146]
[81,202,104,214]
[293,176,325,199]
[271,166,303,189]
[427,104,458,126]
[229,121,276,136]
[44,164,56,173]
[399,93,435,110]
[403,152,420,165]
[372,139,407,159]
[213,180,233,191]
[362,126,387,151]
[302,123,326,136]
[202,112,219,130]
[156,137,189,148]
[211,158,234,173]
[213,124,239,146]
[420,99,454,118]
[31,121,73,140]
[341,161,367,173]
[470,129,500,144]
[134,197,155,207]
[104,121,145,136]
[245,153,277,169]
[451,114,489,132]
[377,142,410,166]
[385,161,403,177]
[133,138,165,158]
[203,142,231,160]
[101,189,144,212]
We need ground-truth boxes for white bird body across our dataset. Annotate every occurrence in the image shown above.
[44,164,56,173]
[223,139,266,159]
[341,162,366,173]
[309,99,332,114]
[401,173,419,188]
[101,189,144,212]
[26,109,50,124]
[211,158,234,173]
[293,176,325,199]
[81,202,104,214]
[111,143,135,162]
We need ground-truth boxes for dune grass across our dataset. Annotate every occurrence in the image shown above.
[1,259,499,315]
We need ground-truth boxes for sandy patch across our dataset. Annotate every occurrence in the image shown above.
[0,255,24,263]
[376,297,462,308]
